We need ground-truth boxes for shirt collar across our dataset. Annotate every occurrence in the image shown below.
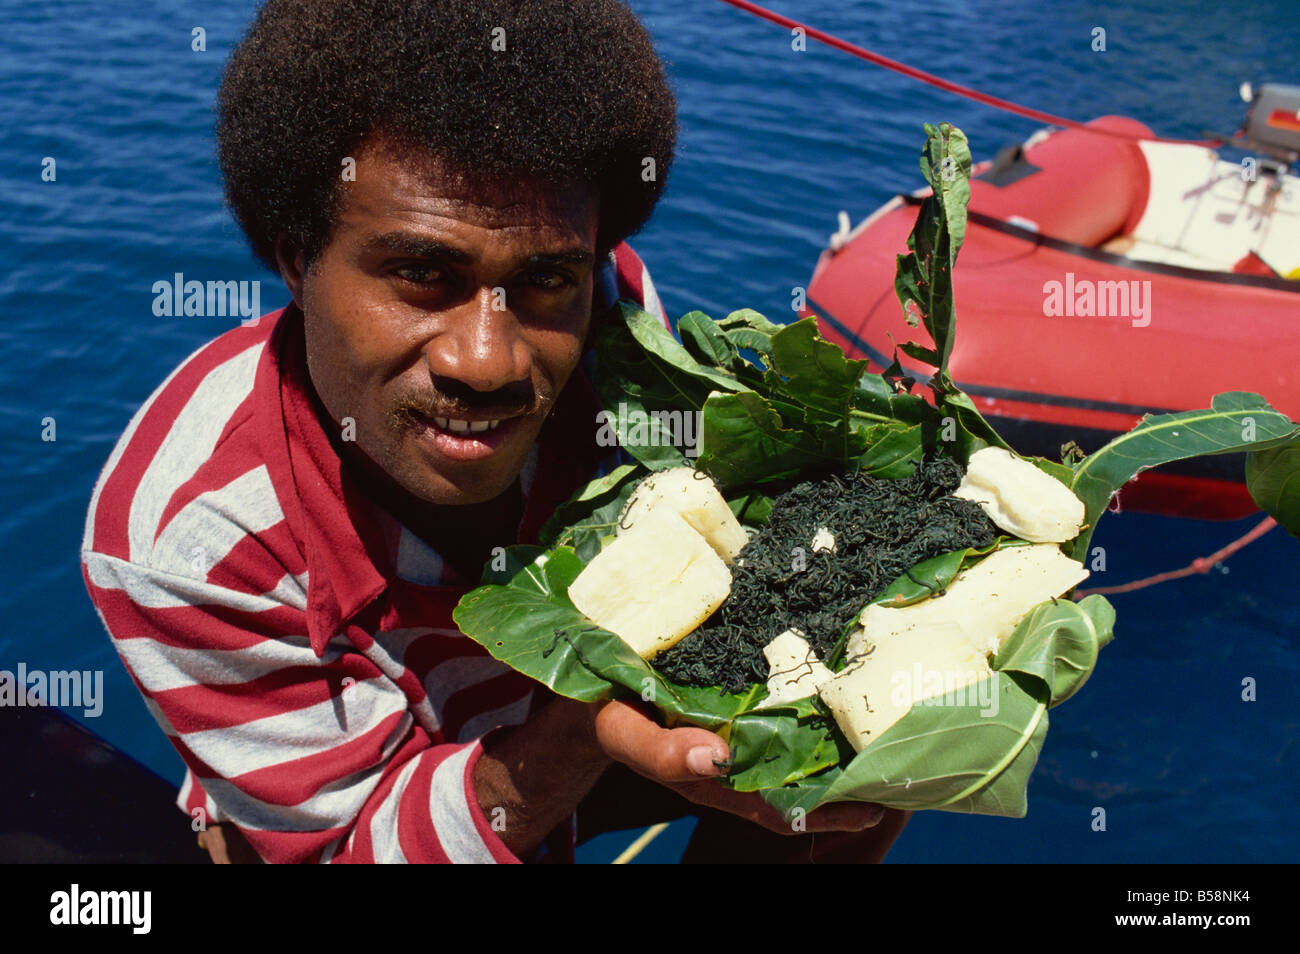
[258,304,391,657]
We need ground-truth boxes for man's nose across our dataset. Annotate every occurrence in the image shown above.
[424,286,531,392]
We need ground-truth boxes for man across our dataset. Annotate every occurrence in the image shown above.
[81,0,907,863]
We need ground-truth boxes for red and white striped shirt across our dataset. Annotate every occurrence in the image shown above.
[81,244,667,863]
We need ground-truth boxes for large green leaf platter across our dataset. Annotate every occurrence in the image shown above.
[453,123,1300,820]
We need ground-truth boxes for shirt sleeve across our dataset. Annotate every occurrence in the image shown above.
[81,548,522,864]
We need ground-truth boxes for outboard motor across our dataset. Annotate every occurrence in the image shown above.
[1238,82,1300,164]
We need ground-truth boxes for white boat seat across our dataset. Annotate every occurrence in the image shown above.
[1124,140,1299,276]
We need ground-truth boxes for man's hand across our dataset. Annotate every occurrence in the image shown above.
[594,699,885,836]
[475,695,887,859]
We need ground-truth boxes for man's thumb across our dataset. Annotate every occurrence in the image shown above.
[594,699,730,782]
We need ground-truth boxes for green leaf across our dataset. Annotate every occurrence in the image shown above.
[761,319,873,466]
[593,313,729,470]
[854,423,925,478]
[697,390,838,490]
[760,672,1056,821]
[717,308,783,363]
[812,672,1050,817]
[722,329,775,359]
[933,683,1050,817]
[993,594,1116,707]
[852,372,932,422]
[893,122,971,378]
[454,548,614,702]
[767,319,867,417]
[717,308,783,336]
[867,548,971,609]
[727,490,775,528]
[479,545,548,586]
[679,310,741,370]
[621,302,748,394]
[1069,392,1300,557]
[898,341,939,366]
[759,764,843,821]
[937,390,1012,455]
[1246,441,1300,537]
[727,696,841,791]
[1032,456,1076,485]
[865,540,1009,611]
[538,464,642,560]
[689,319,896,488]
[920,122,971,264]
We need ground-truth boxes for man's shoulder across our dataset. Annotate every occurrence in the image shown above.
[602,242,668,328]
[82,309,289,570]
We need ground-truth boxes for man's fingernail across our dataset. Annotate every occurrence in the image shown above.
[687,745,724,776]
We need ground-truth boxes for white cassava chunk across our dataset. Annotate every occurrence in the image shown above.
[849,544,1089,660]
[820,621,993,752]
[618,466,749,563]
[568,507,731,660]
[759,629,834,707]
[954,446,1086,543]
[810,526,836,554]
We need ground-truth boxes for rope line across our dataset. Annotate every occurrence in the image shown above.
[1074,517,1278,597]
[717,0,1219,147]
[611,822,670,864]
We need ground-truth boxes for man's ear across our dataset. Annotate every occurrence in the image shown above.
[273,234,307,308]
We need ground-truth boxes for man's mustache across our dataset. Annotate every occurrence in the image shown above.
[389,377,541,425]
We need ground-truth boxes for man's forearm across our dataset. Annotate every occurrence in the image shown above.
[472,697,613,858]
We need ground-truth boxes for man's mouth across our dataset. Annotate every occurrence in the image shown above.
[428,415,504,434]
[411,410,525,463]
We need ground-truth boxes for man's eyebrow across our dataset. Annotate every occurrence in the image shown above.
[523,249,594,268]
[361,232,593,268]
[361,233,474,262]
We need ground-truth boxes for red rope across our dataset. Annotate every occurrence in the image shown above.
[1074,517,1278,597]
[717,0,1219,147]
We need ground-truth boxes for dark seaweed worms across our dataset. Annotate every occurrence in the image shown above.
[655,458,998,694]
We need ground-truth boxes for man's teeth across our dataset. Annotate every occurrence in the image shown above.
[431,417,502,434]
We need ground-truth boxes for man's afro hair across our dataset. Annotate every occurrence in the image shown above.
[216,0,678,273]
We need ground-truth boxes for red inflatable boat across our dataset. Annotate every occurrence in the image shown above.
[804,91,1300,519]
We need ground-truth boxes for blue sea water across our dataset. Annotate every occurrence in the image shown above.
[1,0,1297,863]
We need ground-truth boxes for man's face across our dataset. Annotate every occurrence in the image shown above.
[287,139,599,506]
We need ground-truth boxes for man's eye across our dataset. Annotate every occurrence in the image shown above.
[527,270,573,290]
[394,264,444,284]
